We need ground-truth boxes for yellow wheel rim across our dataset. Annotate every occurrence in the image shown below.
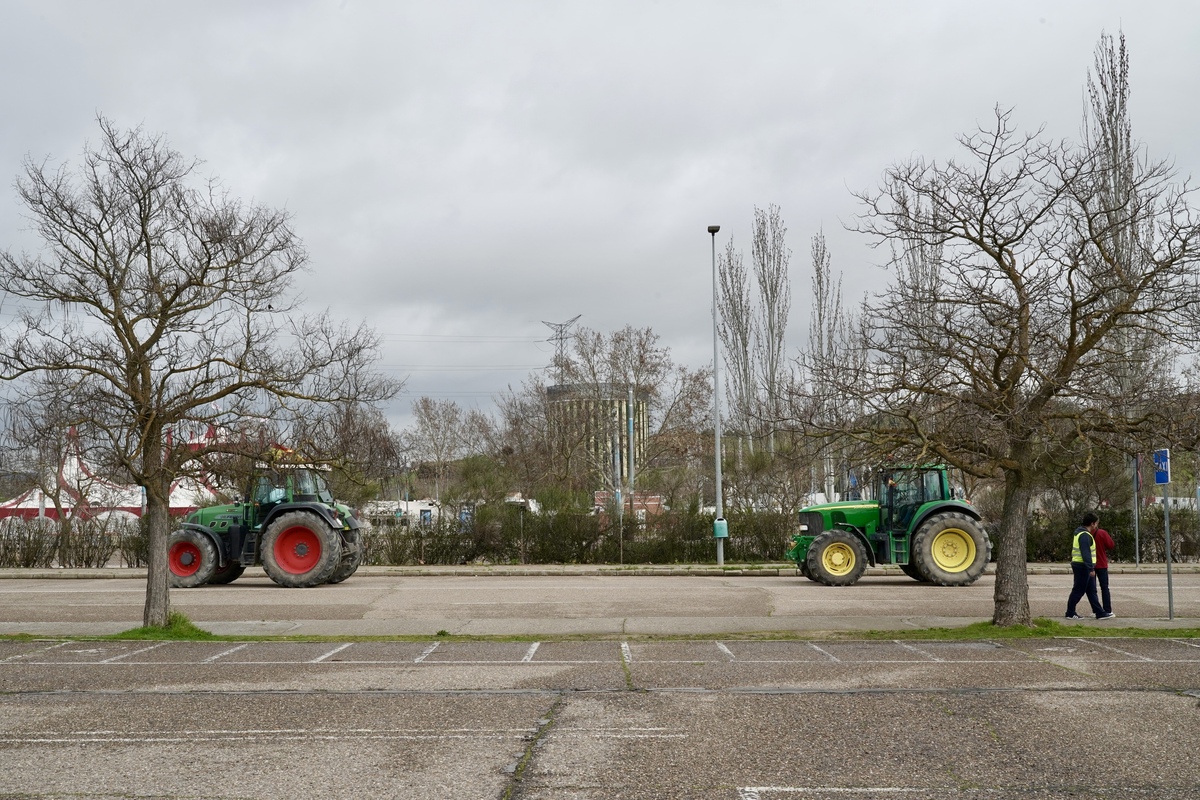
[821,542,856,576]
[931,528,976,573]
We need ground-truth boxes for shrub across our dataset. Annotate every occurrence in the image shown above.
[0,517,57,568]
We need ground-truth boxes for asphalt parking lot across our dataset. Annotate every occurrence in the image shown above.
[1,568,1197,798]
[1,636,1198,799]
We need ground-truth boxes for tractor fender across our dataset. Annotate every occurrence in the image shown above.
[832,524,876,567]
[260,503,345,536]
[179,522,230,567]
[908,502,983,538]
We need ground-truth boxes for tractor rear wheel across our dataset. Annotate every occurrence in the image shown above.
[899,562,928,582]
[261,511,340,588]
[326,537,362,585]
[168,530,217,588]
[798,559,818,582]
[910,512,991,586]
[208,561,245,585]
[805,530,868,587]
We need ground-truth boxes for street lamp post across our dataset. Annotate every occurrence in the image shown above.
[708,224,727,566]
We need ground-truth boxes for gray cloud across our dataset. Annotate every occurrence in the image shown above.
[2,0,1197,429]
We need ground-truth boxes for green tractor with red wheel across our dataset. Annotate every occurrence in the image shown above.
[168,461,362,588]
[787,464,991,587]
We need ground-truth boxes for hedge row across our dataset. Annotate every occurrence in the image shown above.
[2,506,1194,569]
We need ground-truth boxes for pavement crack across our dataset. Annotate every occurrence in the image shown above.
[500,694,563,800]
[620,641,635,690]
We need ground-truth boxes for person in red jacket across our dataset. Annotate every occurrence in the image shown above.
[1093,526,1116,617]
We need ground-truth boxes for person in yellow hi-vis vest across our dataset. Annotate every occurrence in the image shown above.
[1065,512,1114,620]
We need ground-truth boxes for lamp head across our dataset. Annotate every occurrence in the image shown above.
[707,225,720,234]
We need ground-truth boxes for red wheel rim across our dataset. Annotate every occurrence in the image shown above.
[274,526,322,574]
[170,541,202,577]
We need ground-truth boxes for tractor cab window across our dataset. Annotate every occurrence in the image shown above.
[293,469,318,500]
[292,468,333,502]
[253,473,287,505]
[285,465,333,503]
[922,469,943,502]
[313,471,334,504]
[881,470,923,531]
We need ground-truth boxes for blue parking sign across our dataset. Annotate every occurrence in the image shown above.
[1153,449,1171,485]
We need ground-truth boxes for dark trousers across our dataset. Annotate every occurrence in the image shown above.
[1095,568,1111,614]
[1067,562,1103,617]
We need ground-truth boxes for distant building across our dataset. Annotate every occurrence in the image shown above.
[593,490,666,525]
[547,383,648,485]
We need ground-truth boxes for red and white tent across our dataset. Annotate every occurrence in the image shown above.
[0,429,221,521]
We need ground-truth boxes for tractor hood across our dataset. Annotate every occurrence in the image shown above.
[186,503,241,525]
[799,500,878,515]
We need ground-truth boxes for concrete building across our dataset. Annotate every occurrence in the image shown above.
[547,383,649,485]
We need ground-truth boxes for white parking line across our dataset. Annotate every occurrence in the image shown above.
[1,726,534,745]
[310,643,354,663]
[99,643,167,663]
[894,641,943,662]
[807,643,840,662]
[414,642,440,663]
[739,788,925,798]
[521,642,541,662]
[1082,639,1154,661]
[1170,638,1200,649]
[0,641,70,662]
[621,642,632,664]
[716,642,736,661]
[203,643,251,662]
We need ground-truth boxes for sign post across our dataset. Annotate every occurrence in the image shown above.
[1152,449,1174,620]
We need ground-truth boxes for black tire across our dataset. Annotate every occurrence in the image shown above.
[899,562,929,582]
[326,537,362,585]
[798,559,818,582]
[910,511,991,586]
[208,561,246,585]
[805,529,868,587]
[168,529,217,588]
[261,511,340,588]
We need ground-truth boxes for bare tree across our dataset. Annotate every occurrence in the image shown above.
[409,397,469,504]
[800,35,1200,626]
[750,204,792,453]
[798,229,855,500]
[718,238,756,449]
[0,377,99,556]
[292,401,403,509]
[0,118,398,626]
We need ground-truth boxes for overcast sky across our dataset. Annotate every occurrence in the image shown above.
[2,0,1198,430]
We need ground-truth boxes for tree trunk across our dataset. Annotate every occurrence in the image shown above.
[992,477,1033,626]
[142,489,172,627]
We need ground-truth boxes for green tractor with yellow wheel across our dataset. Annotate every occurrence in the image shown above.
[787,465,990,587]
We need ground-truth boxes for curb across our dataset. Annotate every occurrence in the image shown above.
[0,563,1196,580]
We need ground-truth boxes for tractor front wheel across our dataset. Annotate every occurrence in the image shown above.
[168,530,218,588]
[910,512,991,586]
[261,512,340,588]
[805,530,868,587]
[208,561,246,585]
[326,537,362,585]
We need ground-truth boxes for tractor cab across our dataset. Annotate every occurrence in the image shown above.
[247,464,335,529]
[878,466,950,534]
